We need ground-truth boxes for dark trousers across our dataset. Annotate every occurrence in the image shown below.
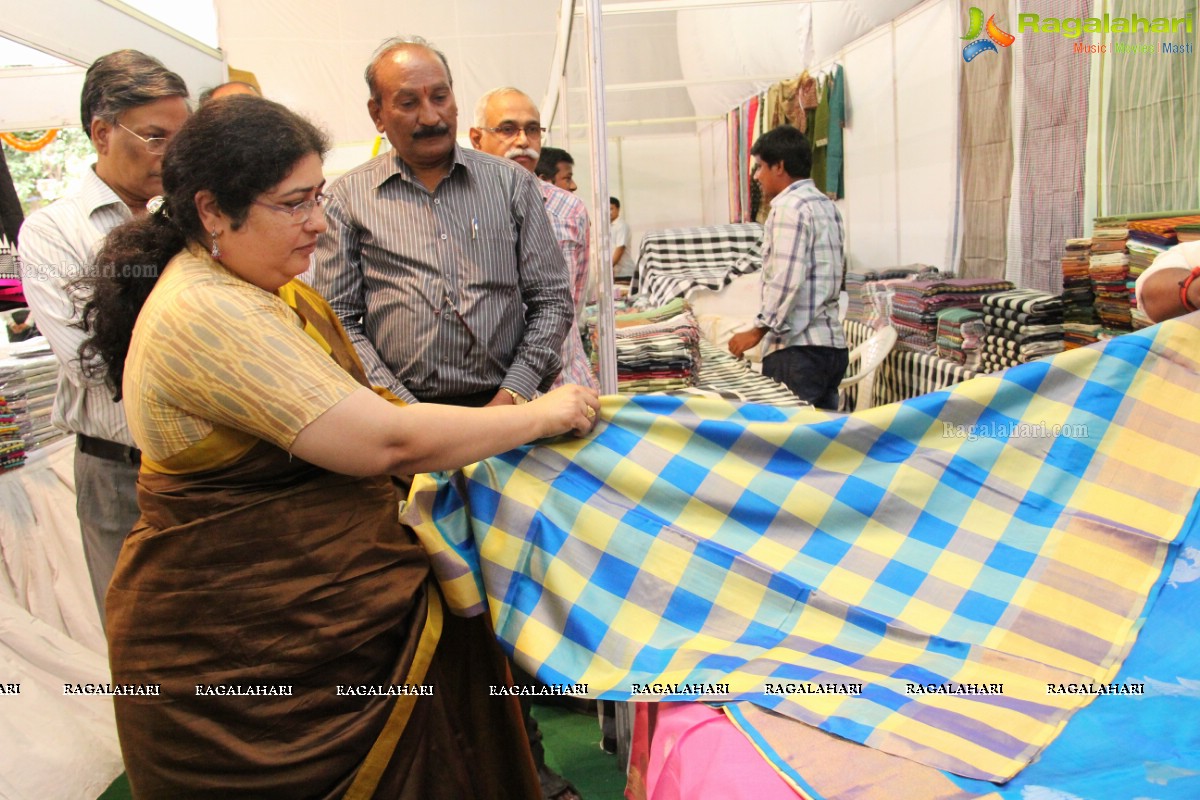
[762,344,850,410]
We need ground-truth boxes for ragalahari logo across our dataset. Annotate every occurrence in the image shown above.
[962,7,1016,62]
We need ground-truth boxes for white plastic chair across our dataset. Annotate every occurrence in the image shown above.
[838,326,897,411]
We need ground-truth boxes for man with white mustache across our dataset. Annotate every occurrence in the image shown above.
[471,88,598,391]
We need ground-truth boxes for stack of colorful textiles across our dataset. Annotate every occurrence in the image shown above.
[889,278,1013,354]
[635,224,763,308]
[0,392,22,472]
[1063,322,1104,350]
[935,307,983,365]
[591,299,702,394]
[0,340,65,462]
[1177,223,1200,242]
[1060,238,1096,327]
[1127,214,1200,246]
[978,289,1064,371]
[1089,218,1131,332]
[843,264,938,323]
[0,234,22,310]
[1127,240,1164,330]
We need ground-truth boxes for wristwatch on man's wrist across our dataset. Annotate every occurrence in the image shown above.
[502,388,528,405]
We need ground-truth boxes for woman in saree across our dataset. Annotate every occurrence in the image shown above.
[79,94,599,799]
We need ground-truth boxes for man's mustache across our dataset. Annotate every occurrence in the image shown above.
[505,147,540,162]
[413,124,450,139]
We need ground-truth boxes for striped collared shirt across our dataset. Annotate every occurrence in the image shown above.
[19,166,136,445]
[310,145,572,403]
[757,179,846,351]
[539,181,599,390]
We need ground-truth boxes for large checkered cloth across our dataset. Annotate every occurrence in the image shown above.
[635,223,764,308]
[405,313,1200,783]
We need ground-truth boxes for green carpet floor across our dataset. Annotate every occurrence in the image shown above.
[96,705,626,799]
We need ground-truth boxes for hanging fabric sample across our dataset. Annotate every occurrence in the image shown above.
[1011,0,1093,293]
[1104,0,1200,215]
[824,65,846,200]
[958,2,1013,281]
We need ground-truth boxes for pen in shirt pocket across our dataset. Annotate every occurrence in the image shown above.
[472,217,478,239]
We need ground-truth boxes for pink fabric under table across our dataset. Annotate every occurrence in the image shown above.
[631,703,804,800]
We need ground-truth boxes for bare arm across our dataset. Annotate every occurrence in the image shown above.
[1138,267,1198,323]
[291,383,599,476]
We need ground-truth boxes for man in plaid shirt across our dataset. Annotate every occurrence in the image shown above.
[729,125,848,409]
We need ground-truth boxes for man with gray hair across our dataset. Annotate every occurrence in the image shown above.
[19,50,188,619]
[311,37,572,410]
[470,87,597,391]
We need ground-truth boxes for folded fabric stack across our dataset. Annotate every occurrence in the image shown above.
[0,391,22,473]
[0,235,23,310]
[0,340,66,464]
[592,298,702,394]
[1063,321,1104,350]
[1127,214,1200,246]
[1177,223,1200,243]
[1089,218,1131,332]
[978,289,1064,372]
[1126,240,1164,330]
[1060,238,1096,330]
[889,277,1014,354]
[934,307,983,365]
[843,264,938,324]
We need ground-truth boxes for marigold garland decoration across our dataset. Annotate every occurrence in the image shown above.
[1,129,60,152]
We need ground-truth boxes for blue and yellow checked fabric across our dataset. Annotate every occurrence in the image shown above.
[406,314,1200,783]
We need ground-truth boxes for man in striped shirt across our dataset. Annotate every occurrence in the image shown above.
[310,38,573,408]
[469,88,598,391]
[19,51,189,618]
[728,125,848,410]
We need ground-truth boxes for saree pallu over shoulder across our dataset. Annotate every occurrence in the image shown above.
[108,440,432,798]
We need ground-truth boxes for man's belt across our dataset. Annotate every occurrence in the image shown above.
[77,434,141,466]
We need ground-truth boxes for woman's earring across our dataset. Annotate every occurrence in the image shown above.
[211,230,221,259]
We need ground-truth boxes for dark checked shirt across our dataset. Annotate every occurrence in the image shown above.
[310,145,572,404]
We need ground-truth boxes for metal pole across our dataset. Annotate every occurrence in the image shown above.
[583,0,617,394]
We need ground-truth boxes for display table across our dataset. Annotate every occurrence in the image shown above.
[0,436,123,800]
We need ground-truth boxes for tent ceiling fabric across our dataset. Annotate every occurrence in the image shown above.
[216,0,566,151]
[215,0,930,151]
[677,0,929,120]
[3,0,930,140]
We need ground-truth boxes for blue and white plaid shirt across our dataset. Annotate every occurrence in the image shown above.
[756,179,846,351]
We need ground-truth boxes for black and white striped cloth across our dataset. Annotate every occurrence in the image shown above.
[636,224,764,309]
[844,319,978,406]
[681,341,804,406]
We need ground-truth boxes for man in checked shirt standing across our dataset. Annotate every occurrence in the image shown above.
[728,125,848,410]
[311,36,572,409]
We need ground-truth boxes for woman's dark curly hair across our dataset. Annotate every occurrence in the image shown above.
[78,94,329,400]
